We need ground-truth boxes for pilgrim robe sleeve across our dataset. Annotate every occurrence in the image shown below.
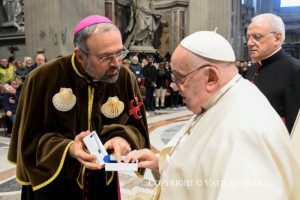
[7,61,76,190]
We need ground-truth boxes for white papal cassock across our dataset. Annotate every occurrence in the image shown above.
[158,74,300,200]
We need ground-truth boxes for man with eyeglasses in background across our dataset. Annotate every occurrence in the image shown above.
[125,31,300,200]
[8,15,150,200]
[245,13,300,133]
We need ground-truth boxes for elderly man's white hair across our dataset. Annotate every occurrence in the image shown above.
[251,13,285,44]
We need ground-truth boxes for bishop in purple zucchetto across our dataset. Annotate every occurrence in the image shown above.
[73,15,112,36]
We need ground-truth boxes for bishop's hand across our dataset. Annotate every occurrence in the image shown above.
[69,130,103,170]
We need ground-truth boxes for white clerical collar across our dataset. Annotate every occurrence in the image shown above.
[202,74,241,111]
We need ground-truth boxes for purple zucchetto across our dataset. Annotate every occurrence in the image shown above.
[73,15,112,36]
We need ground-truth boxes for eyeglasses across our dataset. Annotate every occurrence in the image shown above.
[171,64,210,85]
[81,47,129,63]
[247,32,277,42]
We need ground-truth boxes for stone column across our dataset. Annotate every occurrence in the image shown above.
[188,0,232,39]
[153,0,188,55]
[154,0,233,55]
[232,0,242,60]
[105,0,114,21]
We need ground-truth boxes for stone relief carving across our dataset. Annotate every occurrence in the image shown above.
[1,0,25,32]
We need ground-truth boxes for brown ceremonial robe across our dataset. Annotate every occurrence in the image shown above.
[7,54,150,200]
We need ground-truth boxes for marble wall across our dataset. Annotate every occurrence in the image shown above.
[0,0,233,60]
[24,0,105,59]
[1,0,300,61]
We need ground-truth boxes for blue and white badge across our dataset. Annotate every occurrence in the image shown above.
[83,131,138,171]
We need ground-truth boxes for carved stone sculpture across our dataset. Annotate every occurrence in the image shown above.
[124,0,161,48]
[1,0,25,32]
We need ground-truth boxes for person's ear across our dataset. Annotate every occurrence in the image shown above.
[274,32,282,47]
[206,67,219,92]
[74,47,85,66]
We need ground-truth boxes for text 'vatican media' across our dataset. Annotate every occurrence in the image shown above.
[149,179,269,187]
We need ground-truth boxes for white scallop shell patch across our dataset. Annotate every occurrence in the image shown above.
[101,96,124,118]
[52,88,76,112]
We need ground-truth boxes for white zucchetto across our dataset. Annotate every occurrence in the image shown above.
[180,31,236,62]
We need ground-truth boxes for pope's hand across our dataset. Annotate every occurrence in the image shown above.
[104,136,131,162]
[69,130,103,170]
[125,149,158,170]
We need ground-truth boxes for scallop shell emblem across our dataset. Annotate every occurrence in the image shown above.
[101,96,124,118]
[52,88,76,112]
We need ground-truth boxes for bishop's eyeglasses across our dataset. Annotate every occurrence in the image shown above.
[81,47,129,63]
[247,32,277,42]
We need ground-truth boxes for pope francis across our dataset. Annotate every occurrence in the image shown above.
[126,31,300,200]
